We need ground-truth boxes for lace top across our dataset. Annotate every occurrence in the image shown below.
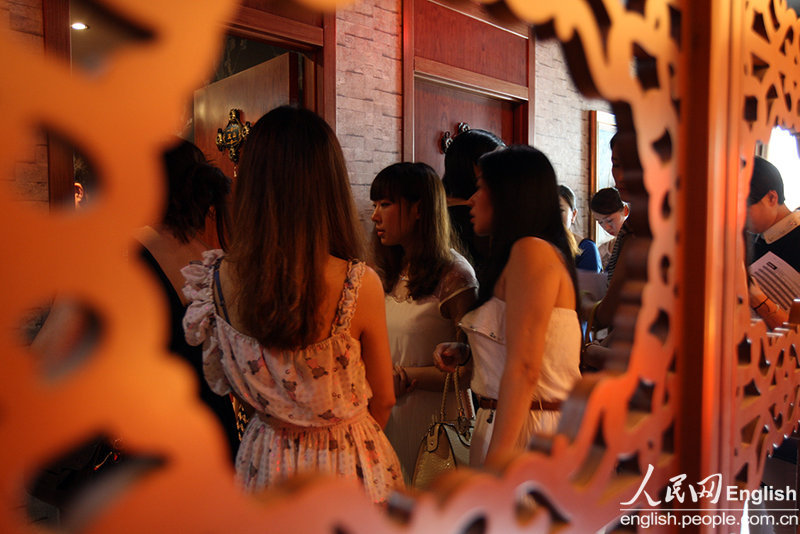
[387,250,477,307]
[382,251,477,480]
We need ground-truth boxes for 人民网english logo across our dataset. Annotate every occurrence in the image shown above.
[617,464,798,531]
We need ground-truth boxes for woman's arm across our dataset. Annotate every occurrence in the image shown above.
[397,271,478,393]
[484,238,562,470]
[441,288,477,336]
[353,266,396,428]
[401,358,471,392]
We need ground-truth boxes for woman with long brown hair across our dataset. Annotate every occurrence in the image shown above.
[182,106,402,502]
[369,162,477,482]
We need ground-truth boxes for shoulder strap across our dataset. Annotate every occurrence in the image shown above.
[330,260,365,335]
[212,258,231,323]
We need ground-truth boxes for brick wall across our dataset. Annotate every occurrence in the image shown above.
[4,0,48,210]
[534,38,610,239]
[336,0,403,225]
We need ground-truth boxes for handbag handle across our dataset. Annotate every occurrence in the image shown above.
[438,371,466,422]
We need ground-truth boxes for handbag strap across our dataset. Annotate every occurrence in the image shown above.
[439,373,450,421]
[212,258,231,323]
[438,371,466,422]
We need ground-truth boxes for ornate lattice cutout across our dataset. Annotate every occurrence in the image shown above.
[4,0,800,532]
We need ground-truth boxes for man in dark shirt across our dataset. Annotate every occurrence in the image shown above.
[746,156,799,329]
[747,155,800,271]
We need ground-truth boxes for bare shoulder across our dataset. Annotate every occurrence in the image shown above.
[359,264,384,295]
[350,264,385,336]
[325,255,349,271]
[509,236,560,266]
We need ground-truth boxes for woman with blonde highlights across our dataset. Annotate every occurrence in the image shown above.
[183,106,402,502]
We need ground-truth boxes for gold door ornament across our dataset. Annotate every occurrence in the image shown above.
[216,108,251,164]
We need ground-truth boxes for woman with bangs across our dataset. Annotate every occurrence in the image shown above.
[434,146,581,469]
[369,162,477,482]
[182,106,402,502]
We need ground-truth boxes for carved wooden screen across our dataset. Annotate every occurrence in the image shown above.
[727,0,800,502]
[1,1,799,534]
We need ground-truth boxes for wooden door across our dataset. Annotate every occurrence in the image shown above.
[403,0,533,175]
[192,51,298,245]
[193,51,298,179]
[413,81,518,177]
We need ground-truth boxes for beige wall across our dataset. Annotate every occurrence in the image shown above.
[336,0,403,225]
[333,7,608,240]
[534,38,610,239]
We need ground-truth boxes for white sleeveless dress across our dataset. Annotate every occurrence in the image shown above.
[382,252,477,482]
[460,297,581,466]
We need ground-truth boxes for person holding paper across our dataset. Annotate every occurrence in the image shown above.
[747,156,800,269]
[746,156,799,327]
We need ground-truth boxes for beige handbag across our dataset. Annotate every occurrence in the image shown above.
[411,371,473,489]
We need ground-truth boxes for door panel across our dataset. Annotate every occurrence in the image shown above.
[413,79,515,176]
[194,51,297,178]
[193,52,297,246]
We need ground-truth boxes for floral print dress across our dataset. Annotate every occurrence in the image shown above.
[182,250,403,503]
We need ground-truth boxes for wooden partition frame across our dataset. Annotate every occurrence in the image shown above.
[9,1,800,533]
[42,0,72,208]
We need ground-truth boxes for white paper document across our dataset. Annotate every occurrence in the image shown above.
[749,252,800,310]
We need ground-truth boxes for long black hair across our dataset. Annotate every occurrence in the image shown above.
[475,145,578,310]
[162,139,231,249]
[442,129,505,200]
[369,162,453,299]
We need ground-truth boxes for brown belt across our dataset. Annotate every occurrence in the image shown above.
[476,396,562,412]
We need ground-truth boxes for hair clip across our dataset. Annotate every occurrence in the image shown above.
[439,122,472,154]
[440,131,453,154]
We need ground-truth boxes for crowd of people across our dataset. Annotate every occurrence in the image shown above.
[66,103,800,510]
[172,106,670,501]
[173,106,615,500]
[37,103,799,509]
